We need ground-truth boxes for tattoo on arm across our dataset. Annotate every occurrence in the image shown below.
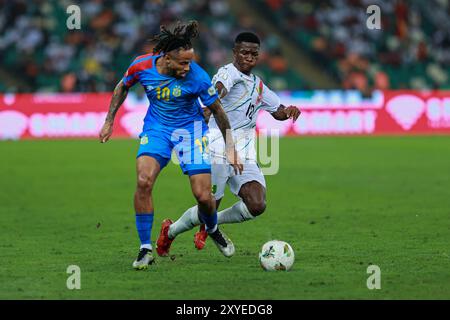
[203,107,212,124]
[105,80,129,122]
[204,82,228,125]
[208,99,233,147]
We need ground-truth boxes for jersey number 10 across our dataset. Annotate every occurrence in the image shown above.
[156,87,171,101]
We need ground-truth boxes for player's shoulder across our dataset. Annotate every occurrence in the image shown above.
[190,60,208,76]
[127,53,155,75]
[218,63,238,76]
[214,63,241,83]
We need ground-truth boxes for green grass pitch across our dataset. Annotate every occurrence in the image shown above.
[1,136,449,299]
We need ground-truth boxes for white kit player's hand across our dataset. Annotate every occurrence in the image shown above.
[284,105,301,121]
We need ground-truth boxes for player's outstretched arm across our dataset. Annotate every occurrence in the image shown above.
[99,80,129,143]
[207,98,243,175]
[271,104,301,121]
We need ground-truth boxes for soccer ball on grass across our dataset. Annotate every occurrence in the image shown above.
[259,240,295,271]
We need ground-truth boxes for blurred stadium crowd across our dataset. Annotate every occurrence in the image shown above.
[260,0,450,92]
[0,0,449,93]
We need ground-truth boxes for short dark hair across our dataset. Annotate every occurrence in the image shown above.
[235,32,260,45]
[150,20,199,54]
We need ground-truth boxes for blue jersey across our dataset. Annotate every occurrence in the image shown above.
[122,53,218,129]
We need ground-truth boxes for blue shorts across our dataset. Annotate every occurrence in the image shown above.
[136,120,211,176]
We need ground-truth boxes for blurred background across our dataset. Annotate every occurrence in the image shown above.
[2,1,450,302]
[1,0,449,94]
[1,0,450,139]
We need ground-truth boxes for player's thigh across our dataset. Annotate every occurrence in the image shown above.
[238,180,266,204]
[230,164,267,202]
[135,129,172,188]
[174,121,211,176]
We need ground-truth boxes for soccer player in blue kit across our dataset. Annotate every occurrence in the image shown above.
[99,21,243,270]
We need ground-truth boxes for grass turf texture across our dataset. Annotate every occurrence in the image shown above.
[0,136,449,299]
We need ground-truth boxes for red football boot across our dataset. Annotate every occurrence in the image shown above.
[156,219,174,257]
[194,224,208,250]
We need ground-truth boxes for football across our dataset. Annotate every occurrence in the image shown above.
[259,240,295,271]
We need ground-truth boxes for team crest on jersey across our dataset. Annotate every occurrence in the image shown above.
[219,72,228,80]
[140,135,148,145]
[173,85,182,97]
[208,86,216,96]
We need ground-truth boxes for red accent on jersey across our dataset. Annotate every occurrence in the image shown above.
[123,54,154,88]
[256,80,264,105]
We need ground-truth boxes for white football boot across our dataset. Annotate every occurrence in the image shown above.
[132,248,155,270]
[209,228,235,258]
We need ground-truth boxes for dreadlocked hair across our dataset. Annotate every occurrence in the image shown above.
[151,20,199,54]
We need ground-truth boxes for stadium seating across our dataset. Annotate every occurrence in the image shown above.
[258,0,450,92]
[0,0,303,92]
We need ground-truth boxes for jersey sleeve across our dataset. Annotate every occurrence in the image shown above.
[122,62,140,89]
[259,81,281,113]
[212,66,236,93]
[121,54,154,89]
[196,67,219,107]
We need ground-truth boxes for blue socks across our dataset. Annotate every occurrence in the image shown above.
[199,210,218,234]
[135,213,154,250]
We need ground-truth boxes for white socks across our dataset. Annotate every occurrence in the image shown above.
[217,201,255,224]
[168,205,199,239]
[168,201,255,239]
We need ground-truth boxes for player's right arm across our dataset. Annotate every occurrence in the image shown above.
[203,81,228,124]
[99,54,147,143]
[99,80,129,143]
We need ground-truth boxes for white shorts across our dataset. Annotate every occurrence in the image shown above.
[211,162,266,200]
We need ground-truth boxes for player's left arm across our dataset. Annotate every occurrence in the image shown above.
[271,104,301,121]
[260,82,301,121]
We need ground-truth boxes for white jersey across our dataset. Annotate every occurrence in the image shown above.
[208,63,281,163]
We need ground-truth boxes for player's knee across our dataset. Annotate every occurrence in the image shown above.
[194,189,213,207]
[136,173,154,193]
[247,200,266,217]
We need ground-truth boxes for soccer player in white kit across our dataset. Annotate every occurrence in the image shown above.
[156,32,300,256]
